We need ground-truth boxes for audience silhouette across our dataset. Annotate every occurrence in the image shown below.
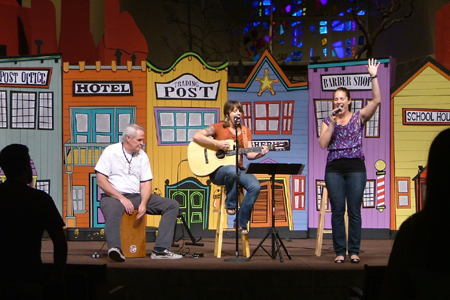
[0,144,67,300]
[380,128,450,299]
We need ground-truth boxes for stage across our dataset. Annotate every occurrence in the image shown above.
[41,236,393,300]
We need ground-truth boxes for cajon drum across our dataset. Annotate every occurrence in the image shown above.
[120,210,146,258]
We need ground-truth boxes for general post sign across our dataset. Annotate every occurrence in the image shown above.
[155,74,220,100]
[321,73,372,91]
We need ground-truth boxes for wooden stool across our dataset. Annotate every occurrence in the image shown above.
[120,210,146,258]
[315,183,348,256]
[214,187,250,258]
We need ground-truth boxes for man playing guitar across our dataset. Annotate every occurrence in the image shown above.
[192,100,269,235]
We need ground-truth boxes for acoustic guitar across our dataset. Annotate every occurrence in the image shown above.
[187,139,289,177]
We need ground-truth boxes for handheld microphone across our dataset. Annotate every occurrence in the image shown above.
[234,116,241,126]
[332,106,343,116]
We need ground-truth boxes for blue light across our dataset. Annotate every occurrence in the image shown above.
[323,48,328,58]
[319,27,328,34]
[332,21,344,32]
[253,54,260,62]
[346,47,353,57]
[292,9,303,16]
[345,21,352,31]
[310,25,315,32]
[358,10,366,16]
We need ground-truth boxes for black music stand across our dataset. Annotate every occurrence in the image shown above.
[247,163,305,262]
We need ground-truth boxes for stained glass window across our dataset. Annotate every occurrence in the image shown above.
[243,0,368,62]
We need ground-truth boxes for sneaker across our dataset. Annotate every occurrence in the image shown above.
[150,249,182,260]
[108,247,126,262]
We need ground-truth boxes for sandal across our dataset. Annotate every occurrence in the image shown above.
[226,208,236,215]
[238,227,248,235]
[334,255,345,263]
[350,255,360,263]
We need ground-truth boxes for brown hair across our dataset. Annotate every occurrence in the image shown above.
[334,87,352,110]
[222,100,243,128]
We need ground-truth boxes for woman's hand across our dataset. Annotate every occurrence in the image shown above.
[367,58,380,77]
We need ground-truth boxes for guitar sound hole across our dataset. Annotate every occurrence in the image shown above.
[216,150,225,159]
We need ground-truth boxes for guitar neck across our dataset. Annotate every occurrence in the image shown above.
[226,147,262,156]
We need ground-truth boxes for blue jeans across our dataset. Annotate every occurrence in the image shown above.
[325,171,366,257]
[210,165,261,228]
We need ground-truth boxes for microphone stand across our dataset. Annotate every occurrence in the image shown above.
[224,118,249,262]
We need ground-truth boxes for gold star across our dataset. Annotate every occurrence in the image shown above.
[255,68,279,96]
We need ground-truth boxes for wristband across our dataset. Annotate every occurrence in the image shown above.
[370,75,377,80]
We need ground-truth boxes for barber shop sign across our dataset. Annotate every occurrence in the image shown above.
[155,74,220,100]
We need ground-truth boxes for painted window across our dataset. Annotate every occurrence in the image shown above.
[0,91,6,128]
[315,180,329,211]
[38,92,53,130]
[254,101,281,134]
[363,180,376,208]
[154,107,219,145]
[72,185,86,214]
[36,180,50,194]
[241,101,252,130]
[314,99,362,137]
[282,101,294,134]
[243,1,367,62]
[71,107,135,143]
[292,175,306,210]
[396,177,411,208]
[11,91,36,129]
[365,100,380,137]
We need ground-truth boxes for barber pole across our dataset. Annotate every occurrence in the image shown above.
[375,160,386,212]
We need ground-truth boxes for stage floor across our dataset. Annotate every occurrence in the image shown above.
[41,237,393,300]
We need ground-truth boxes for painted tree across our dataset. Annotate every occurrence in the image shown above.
[161,0,244,62]
[352,0,416,58]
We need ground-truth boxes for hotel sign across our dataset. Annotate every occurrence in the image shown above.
[156,74,220,100]
[73,81,133,96]
[321,73,372,91]
[0,68,52,88]
[403,108,450,125]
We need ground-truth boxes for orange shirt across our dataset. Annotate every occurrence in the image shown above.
[211,122,252,168]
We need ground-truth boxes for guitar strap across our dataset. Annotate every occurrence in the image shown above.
[241,126,248,147]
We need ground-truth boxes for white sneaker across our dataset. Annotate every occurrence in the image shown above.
[150,249,182,260]
[108,247,126,262]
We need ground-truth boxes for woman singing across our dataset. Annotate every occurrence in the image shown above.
[319,58,381,263]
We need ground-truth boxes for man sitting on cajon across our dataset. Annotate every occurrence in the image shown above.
[95,124,182,262]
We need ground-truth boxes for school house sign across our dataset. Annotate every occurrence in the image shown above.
[155,74,220,100]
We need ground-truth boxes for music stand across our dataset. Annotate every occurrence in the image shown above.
[247,163,305,262]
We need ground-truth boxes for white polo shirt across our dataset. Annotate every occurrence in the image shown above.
[94,142,153,194]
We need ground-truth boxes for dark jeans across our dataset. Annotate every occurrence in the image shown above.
[210,165,261,228]
[325,171,366,257]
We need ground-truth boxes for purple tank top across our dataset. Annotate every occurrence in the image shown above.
[324,110,365,163]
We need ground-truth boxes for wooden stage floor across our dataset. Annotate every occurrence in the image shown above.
[41,236,393,300]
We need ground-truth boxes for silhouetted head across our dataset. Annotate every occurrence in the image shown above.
[0,144,32,182]
[424,128,450,212]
